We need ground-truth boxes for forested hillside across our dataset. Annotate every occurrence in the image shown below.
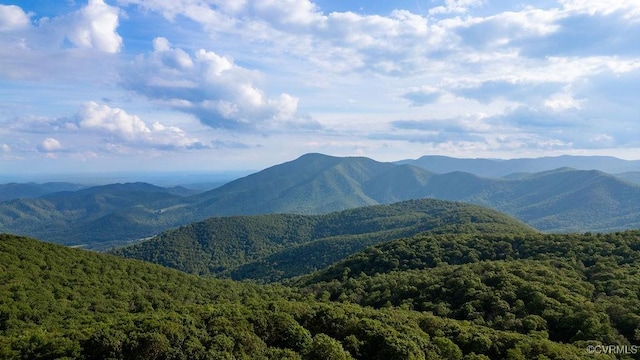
[0,234,616,359]
[0,183,197,249]
[297,230,640,354]
[113,199,536,282]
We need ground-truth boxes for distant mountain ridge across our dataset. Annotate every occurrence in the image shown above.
[0,182,197,249]
[2,153,640,248]
[397,154,640,177]
[0,182,86,201]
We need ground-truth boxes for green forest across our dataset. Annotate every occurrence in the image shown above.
[112,199,536,282]
[2,228,640,359]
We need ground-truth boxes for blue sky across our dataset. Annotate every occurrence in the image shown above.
[1,0,639,175]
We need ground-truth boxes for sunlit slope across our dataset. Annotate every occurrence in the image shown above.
[113,198,536,281]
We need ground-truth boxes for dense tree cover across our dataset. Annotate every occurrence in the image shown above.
[0,183,198,249]
[297,230,640,351]
[0,234,612,359]
[113,199,535,281]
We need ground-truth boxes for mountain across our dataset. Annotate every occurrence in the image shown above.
[112,198,536,282]
[190,153,396,215]
[397,154,640,178]
[0,182,196,249]
[183,154,640,234]
[483,168,640,232]
[2,153,640,249]
[0,182,86,201]
[296,230,640,350]
[0,231,628,359]
[615,171,640,185]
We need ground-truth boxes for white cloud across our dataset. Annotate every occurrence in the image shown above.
[0,0,122,53]
[0,5,31,32]
[559,0,640,18]
[1,143,11,152]
[117,0,447,76]
[78,101,151,139]
[429,0,484,15]
[0,1,123,83]
[76,102,206,150]
[38,137,62,152]
[544,92,585,111]
[59,0,123,53]
[123,37,313,131]
[4,102,209,154]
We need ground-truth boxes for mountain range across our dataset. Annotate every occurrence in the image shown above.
[397,154,640,178]
[2,153,640,249]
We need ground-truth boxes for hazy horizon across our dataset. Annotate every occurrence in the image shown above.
[3,152,640,186]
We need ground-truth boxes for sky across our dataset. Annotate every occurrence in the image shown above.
[1,0,639,176]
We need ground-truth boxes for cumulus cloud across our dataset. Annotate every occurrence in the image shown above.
[60,0,123,53]
[75,102,207,150]
[123,37,315,131]
[0,0,122,53]
[6,102,208,153]
[0,1,123,83]
[38,137,62,152]
[0,4,31,32]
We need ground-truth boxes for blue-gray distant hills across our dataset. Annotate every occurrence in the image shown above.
[0,182,86,201]
[2,153,640,249]
[397,154,640,178]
